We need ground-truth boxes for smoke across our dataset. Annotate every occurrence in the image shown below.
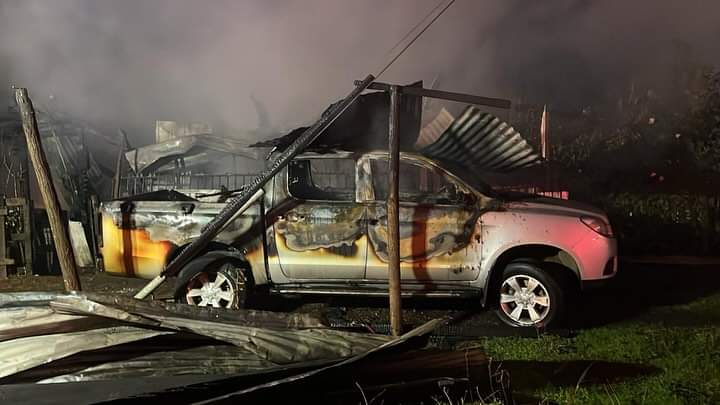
[0,0,718,147]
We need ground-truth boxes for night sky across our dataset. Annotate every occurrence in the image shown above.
[0,0,718,146]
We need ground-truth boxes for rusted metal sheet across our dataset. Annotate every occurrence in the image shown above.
[419,106,542,173]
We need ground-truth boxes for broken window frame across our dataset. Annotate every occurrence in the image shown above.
[285,153,360,203]
[360,153,478,207]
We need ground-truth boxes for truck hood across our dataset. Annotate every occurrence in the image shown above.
[501,195,607,219]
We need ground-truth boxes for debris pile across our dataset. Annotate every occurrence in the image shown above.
[1,292,508,404]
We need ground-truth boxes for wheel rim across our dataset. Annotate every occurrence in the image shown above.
[185,268,237,308]
[499,275,551,326]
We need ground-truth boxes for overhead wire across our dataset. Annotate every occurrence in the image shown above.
[374,0,456,79]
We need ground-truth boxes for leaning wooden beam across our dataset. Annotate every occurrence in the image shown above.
[14,87,82,291]
[355,80,512,109]
[134,75,376,299]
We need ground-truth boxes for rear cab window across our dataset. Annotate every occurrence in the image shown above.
[288,158,356,201]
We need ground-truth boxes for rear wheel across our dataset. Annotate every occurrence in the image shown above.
[175,260,249,309]
[495,262,564,328]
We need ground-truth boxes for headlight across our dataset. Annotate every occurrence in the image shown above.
[580,216,613,237]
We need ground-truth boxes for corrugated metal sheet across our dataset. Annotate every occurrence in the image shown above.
[0,292,405,384]
[419,106,541,173]
[415,107,454,149]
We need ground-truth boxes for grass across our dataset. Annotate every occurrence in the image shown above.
[475,292,720,404]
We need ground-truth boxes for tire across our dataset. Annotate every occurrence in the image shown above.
[174,259,251,309]
[495,261,565,328]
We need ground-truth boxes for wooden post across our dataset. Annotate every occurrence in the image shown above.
[15,87,81,291]
[387,85,403,336]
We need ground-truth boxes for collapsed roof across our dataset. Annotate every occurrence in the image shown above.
[125,133,264,174]
[420,106,542,173]
[253,90,541,174]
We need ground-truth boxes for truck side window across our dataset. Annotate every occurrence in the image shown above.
[371,159,473,205]
[288,158,356,201]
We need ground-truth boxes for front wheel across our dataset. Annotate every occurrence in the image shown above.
[495,262,564,328]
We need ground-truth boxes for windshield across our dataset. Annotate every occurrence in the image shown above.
[430,158,497,198]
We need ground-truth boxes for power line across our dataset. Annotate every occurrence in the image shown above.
[375,0,456,79]
[380,0,448,63]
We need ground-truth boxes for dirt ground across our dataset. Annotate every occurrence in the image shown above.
[2,259,719,333]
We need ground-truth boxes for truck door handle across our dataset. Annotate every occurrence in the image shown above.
[286,213,304,222]
[369,216,386,225]
[178,203,195,215]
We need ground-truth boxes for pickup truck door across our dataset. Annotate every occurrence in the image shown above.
[273,157,367,280]
[363,156,481,282]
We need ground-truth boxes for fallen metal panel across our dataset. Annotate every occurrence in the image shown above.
[0,326,173,379]
[0,292,68,308]
[50,294,391,364]
[194,317,447,404]
[0,306,113,342]
[36,345,278,383]
[419,106,541,173]
[57,293,327,330]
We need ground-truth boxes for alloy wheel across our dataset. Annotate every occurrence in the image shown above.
[499,274,551,326]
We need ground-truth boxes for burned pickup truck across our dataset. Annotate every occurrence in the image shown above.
[98,106,617,329]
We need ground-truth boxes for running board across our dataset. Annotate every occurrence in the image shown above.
[271,287,480,298]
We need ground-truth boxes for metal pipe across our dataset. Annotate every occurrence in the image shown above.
[387,85,402,336]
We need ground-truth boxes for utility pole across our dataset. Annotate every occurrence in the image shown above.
[387,85,403,336]
[15,87,81,291]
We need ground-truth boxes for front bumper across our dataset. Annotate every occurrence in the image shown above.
[573,232,618,283]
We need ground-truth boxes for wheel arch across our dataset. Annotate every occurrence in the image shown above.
[165,241,242,267]
[171,248,252,300]
[482,243,581,306]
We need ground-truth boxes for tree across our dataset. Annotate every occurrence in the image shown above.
[688,70,720,172]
